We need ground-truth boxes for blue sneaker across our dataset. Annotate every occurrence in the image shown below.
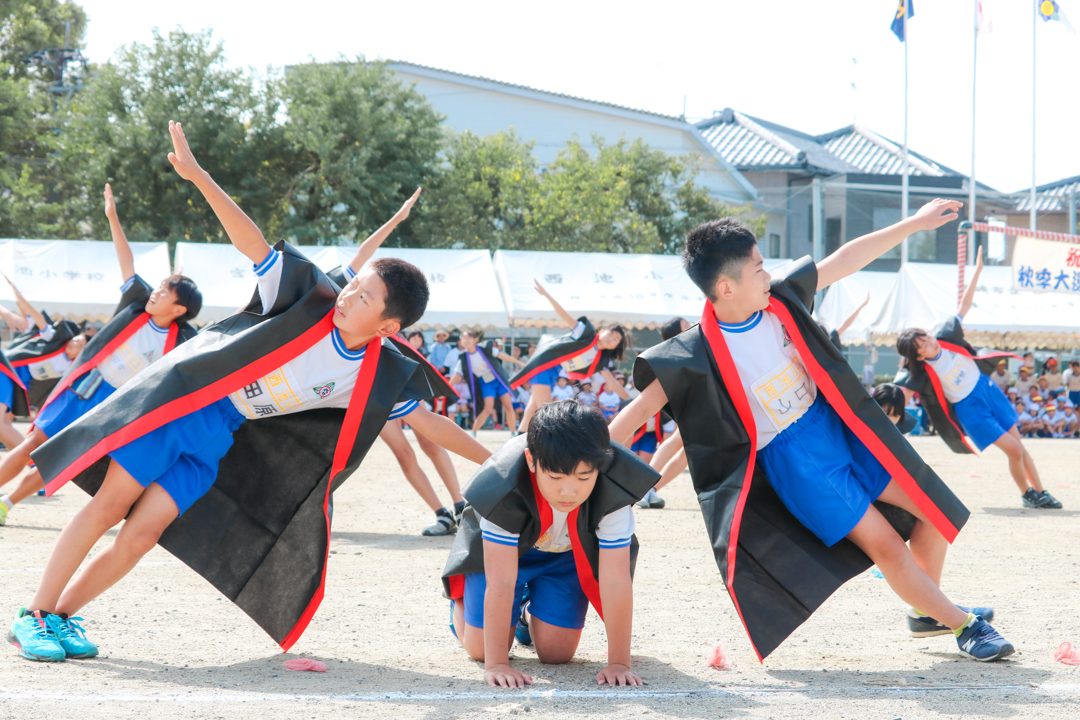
[515,588,532,646]
[956,616,1014,662]
[907,605,995,637]
[7,608,65,662]
[46,614,98,659]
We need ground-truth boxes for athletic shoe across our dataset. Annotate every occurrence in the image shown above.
[46,614,98,659]
[907,605,995,637]
[1038,491,1063,509]
[422,508,457,536]
[0,502,7,526]
[7,608,65,662]
[470,431,477,439]
[635,488,666,509]
[515,591,532,646]
[956,616,1014,662]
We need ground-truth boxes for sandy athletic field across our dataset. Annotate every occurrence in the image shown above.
[0,424,1078,719]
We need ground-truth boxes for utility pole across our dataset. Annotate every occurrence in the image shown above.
[23,22,88,112]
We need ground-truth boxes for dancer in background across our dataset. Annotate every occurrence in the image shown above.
[448,330,524,436]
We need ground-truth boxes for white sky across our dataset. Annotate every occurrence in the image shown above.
[77,0,1080,194]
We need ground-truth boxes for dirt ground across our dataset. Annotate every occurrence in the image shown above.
[1,423,1078,720]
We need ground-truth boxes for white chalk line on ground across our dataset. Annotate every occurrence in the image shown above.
[0,561,181,575]
[2,684,1078,704]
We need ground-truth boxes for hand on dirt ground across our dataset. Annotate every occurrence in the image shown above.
[596,663,643,686]
[484,663,533,688]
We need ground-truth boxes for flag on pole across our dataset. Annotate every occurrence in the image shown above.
[977,1,993,34]
[1039,1,1076,33]
[891,1,914,42]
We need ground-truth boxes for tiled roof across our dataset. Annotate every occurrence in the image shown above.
[817,125,950,177]
[1013,175,1080,213]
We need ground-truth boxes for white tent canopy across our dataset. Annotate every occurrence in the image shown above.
[0,239,171,321]
[870,263,1080,349]
[815,271,897,345]
[494,249,791,329]
[174,243,508,328]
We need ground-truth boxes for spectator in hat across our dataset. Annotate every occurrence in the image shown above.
[1041,402,1066,438]
[990,360,1012,393]
[1016,401,1045,438]
[576,381,597,408]
[1062,401,1079,438]
[1014,366,1036,397]
[1037,376,1058,401]
[1023,387,1043,415]
[1063,360,1080,408]
[1041,357,1063,393]
[428,329,454,374]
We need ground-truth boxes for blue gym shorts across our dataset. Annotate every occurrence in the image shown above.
[757,396,892,547]
[953,373,1019,451]
[0,372,15,413]
[36,382,118,438]
[477,376,506,399]
[630,433,659,455]
[109,397,247,516]
[528,366,561,389]
[461,548,589,630]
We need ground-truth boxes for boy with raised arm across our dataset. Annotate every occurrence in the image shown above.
[443,401,656,687]
[610,200,1014,663]
[0,184,200,531]
[8,122,489,663]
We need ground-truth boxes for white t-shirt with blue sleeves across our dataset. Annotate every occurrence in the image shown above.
[96,277,172,389]
[480,504,634,554]
[232,250,417,421]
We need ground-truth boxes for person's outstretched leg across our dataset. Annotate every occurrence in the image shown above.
[414,429,463,505]
[1007,426,1046,492]
[0,426,47,493]
[54,482,178,617]
[653,448,687,491]
[875,480,948,585]
[28,459,146,613]
[499,393,517,432]
[0,408,24,453]
[472,397,496,434]
[516,384,551,434]
[649,429,683,474]
[6,468,44,507]
[380,421,443,512]
[992,430,1034,494]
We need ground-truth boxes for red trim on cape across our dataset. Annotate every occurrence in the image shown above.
[43,312,337,496]
[566,339,604,382]
[279,335,382,652]
[164,322,180,354]
[920,364,978,455]
[767,298,961,541]
[937,341,1019,364]
[9,346,66,367]
[447,574,465,601]
[630,413,664,446]
[512,336,599,389]
[698,301,763,663]
[38,313,152,417]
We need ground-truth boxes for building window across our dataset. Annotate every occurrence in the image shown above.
[769,233,781,258]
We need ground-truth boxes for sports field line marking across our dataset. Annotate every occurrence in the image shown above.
[2,684,1077,704]
[0,561,180,575]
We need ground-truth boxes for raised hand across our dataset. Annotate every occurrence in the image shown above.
[533,279,550,297]
[974,245,984,271]
[484,663,533,688]
[912,199,962,231]
[596,663,643,687]
[104,184,117,219]
[394,187,422,221]
[167,121,205,182]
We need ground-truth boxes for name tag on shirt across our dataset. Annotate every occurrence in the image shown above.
[749,357,814,432]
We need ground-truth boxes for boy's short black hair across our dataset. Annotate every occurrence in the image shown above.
[167,275,202,322]
[372,258,429,329]
[660,317,685,341]
[682,217,759,301]
[872,383,906,418]
[527,400,611,475]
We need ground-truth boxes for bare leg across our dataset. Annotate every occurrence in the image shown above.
[472,396,496,433]
[498,393,517,431]
[55,483,179,616]
[1009,426,1045,493]
[7,468,44,506]
[874,479,948,586]
[635,450,654,463]
[380,420,444,512]
[846,502,967,630]
[28,459,146,613]
[0,426,47,493]
[516,384,552,433]
[649,429,683,473]
[0,408,25,452]
[414,428,463,504]
[992,428,1038,494]
[527,610,582,664]
[452,600,488,661]
[654,448,688,491]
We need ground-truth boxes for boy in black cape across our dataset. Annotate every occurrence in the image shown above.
[0,183,200,529]
[7,122,490,663]
[443,401,657,687]
[448,330,524,435]
[610,199,1015,663]
[892,247,1062,510]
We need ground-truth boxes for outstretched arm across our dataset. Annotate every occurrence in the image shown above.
[4,277,47,330]
[607,380,668,446]
[534,280,577,328]
[957,246,983,319]
[596,547,642,686]
[103,184,136,282]
[404,405,491,464]
[816,199,962,290]
[347,188,421,273]
[495,351,525,368]
[0,297,29,333]
[836,292,870,337]
[167,121,272,266]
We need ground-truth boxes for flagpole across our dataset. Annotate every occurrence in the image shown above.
[1031,0,1038,230]
[901,3,910,264]
[969,0,978,235]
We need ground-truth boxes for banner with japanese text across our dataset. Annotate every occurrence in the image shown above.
[1012,235,1080,294]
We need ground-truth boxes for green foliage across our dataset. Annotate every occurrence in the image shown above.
[51,28,291,244]
[280,58,444,245]
[0,0,88,78]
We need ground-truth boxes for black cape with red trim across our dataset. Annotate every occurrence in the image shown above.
[32,242,435,650]
[0,348,28,417]
[459,341,513,422]
[634,257,969,660]
[509,317,597,389]
[893,316,1017,455]
[7,318,80,411]
[441,435,658,615]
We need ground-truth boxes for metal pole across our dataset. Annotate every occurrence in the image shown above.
[1031,0,1038,230]
[958,222,969,305]
[812,178,824,262]
[1070,187,1077,236]
[901,5,910,264]
[969,0,978,226]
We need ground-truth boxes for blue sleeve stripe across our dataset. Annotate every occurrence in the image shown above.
[482,532,519,547]
[343,265,356,280]
[598,537,632,548]
[387,399,419,420]
[120,277,135,292]
[253,250,280,277]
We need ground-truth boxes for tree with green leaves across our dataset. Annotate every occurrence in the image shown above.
[280,58,444,246]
